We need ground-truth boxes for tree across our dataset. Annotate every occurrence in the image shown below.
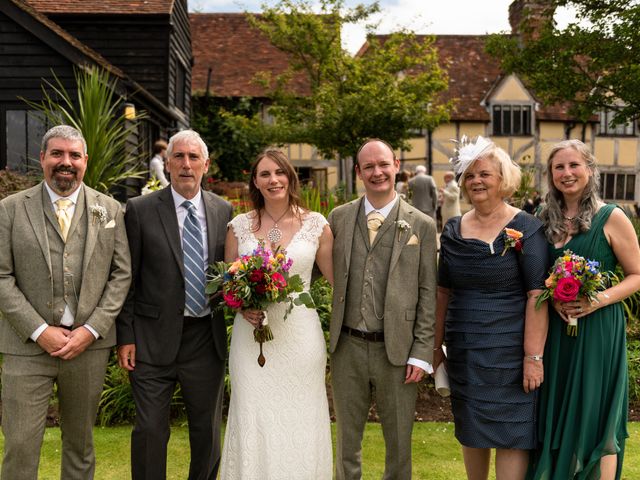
[486,1,640,126]
[24,67,145,194]
[191,96,271,181]
[250,0,451,187]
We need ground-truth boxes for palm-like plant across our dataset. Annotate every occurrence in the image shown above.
[24,67,145,194]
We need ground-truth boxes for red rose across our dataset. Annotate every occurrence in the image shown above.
[255,283,267,295]
[223,292,243,309]
[514,239,523,252]
[271,272,287,289]
[249,269,264,282]
[553,277,581,302]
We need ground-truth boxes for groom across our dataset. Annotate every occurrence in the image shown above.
[328,139,437,479]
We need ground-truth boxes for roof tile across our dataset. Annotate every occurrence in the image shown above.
[25,0,174,15]
[363,34,576,122]
[190,13,310,97]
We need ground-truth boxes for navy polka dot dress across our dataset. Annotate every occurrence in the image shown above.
[438,211,549,449]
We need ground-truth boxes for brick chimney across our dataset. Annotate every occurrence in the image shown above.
[509,0,556,41]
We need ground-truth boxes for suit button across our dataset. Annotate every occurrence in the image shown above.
[58,308,64,313]
[47,302,52,308]
[64,253,69,258]
[339,296,344,302]
[178,308,184,314]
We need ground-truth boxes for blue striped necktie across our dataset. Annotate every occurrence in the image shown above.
[182,201,207,316]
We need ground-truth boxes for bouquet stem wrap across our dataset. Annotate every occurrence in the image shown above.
[253,312,273,367]
[566,315,578,336]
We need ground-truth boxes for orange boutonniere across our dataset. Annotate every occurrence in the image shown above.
[501,228,523,256]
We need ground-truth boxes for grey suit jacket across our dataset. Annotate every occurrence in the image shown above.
[408,174,438,218]
[0,182,132,355]
[116,186,233,366]
[328,197,437,365]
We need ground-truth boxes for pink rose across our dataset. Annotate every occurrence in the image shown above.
[553,277,581,302]
[223,292,243,309]
[271,272,287,289]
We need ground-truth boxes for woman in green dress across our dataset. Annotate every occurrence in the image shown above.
[529,140,640,479]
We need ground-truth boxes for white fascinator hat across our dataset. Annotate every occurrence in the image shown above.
[449,135,493,178]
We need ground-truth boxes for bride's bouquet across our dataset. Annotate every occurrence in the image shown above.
[206,241,314,366]
[535,250,608,336]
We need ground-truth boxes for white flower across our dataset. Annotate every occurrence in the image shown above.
[396,220,411,241]
[90,205,108,225]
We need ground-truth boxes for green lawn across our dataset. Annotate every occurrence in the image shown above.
[1,423,638,479]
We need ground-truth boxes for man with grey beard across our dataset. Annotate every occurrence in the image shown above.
[0,125,131,479]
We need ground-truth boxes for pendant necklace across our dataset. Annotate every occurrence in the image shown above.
[263,207,289,244]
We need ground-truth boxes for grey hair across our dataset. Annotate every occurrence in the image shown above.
[539,139,601,243]
[41,125,87,154]
[459,143,521,201]
[167,129,209,160]
[415,165,427,174]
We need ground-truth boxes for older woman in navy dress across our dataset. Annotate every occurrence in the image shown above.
[433,137,549,480]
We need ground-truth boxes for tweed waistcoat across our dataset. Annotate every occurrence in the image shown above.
[344,201,399,332]
[44,190,87,326]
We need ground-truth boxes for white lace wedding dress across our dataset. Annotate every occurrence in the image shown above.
[219,212,332,480]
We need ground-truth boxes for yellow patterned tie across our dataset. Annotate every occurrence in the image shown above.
[55,198,73,242]
[367,211,385,244]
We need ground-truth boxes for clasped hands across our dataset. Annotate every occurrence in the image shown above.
[553,296,599,322]
[36,325,95,360]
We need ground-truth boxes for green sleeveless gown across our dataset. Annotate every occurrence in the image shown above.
[528,204,629,480]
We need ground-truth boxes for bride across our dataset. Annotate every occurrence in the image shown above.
[219,149,334,479]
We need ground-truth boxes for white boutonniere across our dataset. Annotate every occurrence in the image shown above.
[90,205,108,225]
[395,220,411,241]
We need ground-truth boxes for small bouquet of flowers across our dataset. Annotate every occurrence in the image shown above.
[501,228,523,256]
[535,249,608,336]
[206,241,314,366]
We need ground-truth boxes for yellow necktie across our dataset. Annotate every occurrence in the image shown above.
[367,211,385,244]
[55,198,73,242]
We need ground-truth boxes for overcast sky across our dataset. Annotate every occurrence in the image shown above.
[189,0,576,53]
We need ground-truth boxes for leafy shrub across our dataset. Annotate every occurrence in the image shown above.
[628,340,640,403]
[97,353,185,426]
[301,186,337,218]
[310,277,332,335]
[97,359,136,426]
[0,168,40,199]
